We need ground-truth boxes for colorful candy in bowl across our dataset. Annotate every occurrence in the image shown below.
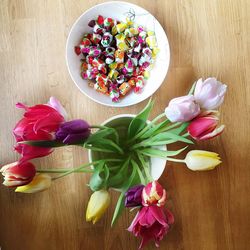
[66,1,170,107]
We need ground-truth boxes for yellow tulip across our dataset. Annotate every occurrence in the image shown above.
[185,150,221,171]
[86,190,110,224]
[15,174,51,193]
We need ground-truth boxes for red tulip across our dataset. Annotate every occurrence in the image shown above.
[13,97,66,162]
[0,161,36,187]
[128,206,174,249]
[142,181,167,207]
[187,110,225,140]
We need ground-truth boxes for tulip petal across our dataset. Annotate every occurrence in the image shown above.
[48,96,68,120]
[199,125,225,140]
[15,174,51,193]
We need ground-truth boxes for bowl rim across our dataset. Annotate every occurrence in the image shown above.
[66,1,170,107]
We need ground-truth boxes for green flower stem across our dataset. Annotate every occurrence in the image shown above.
[165,157,185,163]
[51,159,122,181]
[37,168,93,173]
[156,122,182,134]
[182,132,189,137]
[127,113,167,143]
[137,152,153,182]
[90,125,108,129]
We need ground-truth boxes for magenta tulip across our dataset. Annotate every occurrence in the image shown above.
[165,95,200,122]
[128,206,174,249]
[194,78,227,110]
[13,97,66,162]
[142,181,167,207]
[187,110,225,140]
[0,161,36,187]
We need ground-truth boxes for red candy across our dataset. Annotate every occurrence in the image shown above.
[97,15,104,25]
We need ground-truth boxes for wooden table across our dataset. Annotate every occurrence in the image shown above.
[0,0,249,249]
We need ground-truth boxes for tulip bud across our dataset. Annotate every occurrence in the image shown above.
[142,181,167,207]
[187,110,225,140]
[165,95,200,122]
[55,119,90,144]
[194,78,227,110]
[125,185,144,207]
[185,150,221,171]
[0,161,36,187]
[86,190,110,224]
[15,174,51,193]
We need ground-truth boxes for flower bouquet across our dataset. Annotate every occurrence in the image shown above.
[1,77,227,249]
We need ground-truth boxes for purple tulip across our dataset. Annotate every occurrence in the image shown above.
[56,119,90,144]
[125,185,144,207]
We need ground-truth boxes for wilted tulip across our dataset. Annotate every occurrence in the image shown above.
[194,77,227,110]
[86,190,110,224]
[56,119,90,144]
[165,95,200,122]
[15,174,52,193]
[185,150,221,171]
[187,110,225,140]
[128,206,174,249]
[142,181,167,207]
[125,185,144,207]
[0,161,36,187]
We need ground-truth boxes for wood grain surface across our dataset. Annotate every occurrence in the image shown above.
[0,0,250,249]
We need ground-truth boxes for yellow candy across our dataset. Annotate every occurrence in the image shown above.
[152,47,160,59]
[116,23,127,33]
[109,62,118,69]
[146,36,157,49]
[126,17,133,27]
[147,31,155,36]
[108,69,119,79]
[144,71,150,79]
[118,42,129,51]
[111,26,117,35]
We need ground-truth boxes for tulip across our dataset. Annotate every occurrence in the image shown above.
[0,161,36,187]
[86,190,110,224]
[185,150,221,171]
[194,77,227,110]
[142,181,167,207]
[125,185,144,207]
[15,174,52,193]
[13,97,66,162]
[56,119,90,144]
[128,206,174,249]
[187,110,225,140]
[165,95,200,122]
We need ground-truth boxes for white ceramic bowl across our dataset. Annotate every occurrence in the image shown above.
[66,1,170,107]
[88,114,167,180]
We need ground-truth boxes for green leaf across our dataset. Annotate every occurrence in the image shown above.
[107,159,130,188]
[127,99,154,139]
[167,122,189,135]
[188,81,197,95]
[139,146,188,158]
[111,193,125,226]
[85,139,124,154]
[18,140,64,147]
[89,162,109,191]
[140,119,170,139]
[137,152,152,182]
[150,131,193,144]
[86,128,119,144]
[131,159,146,185]
[111,161,138,226]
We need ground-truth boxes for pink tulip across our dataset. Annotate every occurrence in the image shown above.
[0,161,36,187]
[128,206,174,249]
[142,181,167,207]
[13,97,66,162]
[187,110,225,140]
[194,78,227,110]
[165,95,200,122]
